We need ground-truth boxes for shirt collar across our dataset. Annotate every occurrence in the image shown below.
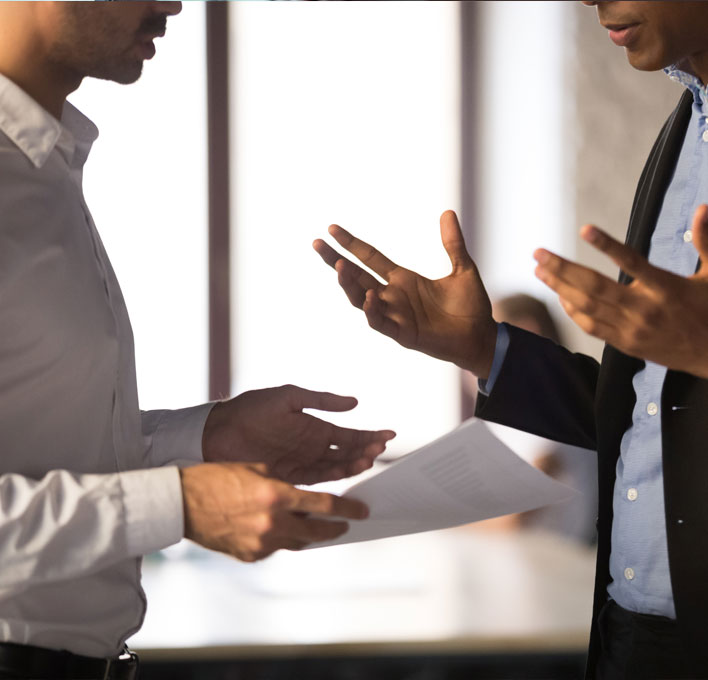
[0,72,98,170]
[664,60,708,110]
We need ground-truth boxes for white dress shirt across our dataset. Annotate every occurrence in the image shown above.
[0,72,212,657]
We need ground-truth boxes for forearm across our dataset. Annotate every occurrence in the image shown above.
[0,467,183,589]
[475,324,599,451]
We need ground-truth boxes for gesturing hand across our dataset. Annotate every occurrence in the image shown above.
[202,385,395,486]
[534,203,708,378]
[313,210,498,378]
[180,463,368,562]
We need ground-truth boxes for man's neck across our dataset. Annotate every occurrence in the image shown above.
[0,10,79,121]
[686,53,708,87]
[0,59,80,121]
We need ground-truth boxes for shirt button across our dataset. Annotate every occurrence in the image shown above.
[647,402,658,416]
[702,129,708,142]
[624,567,635,581]
[684,230,693,243]
[627,488,638,501]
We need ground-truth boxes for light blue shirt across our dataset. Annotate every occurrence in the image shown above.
[484,66,707,618]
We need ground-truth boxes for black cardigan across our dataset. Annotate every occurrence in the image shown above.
[476,89,708,677]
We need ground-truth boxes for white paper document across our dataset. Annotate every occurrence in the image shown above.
[309,419,578,549]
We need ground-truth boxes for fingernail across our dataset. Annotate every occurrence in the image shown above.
[583,225,599,243]
[534,250,550,265]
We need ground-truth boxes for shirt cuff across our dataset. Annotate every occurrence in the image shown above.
[141,402,217,467]
[120,466,184,557]
[477,322,510,396]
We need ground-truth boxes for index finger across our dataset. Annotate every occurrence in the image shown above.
[284,385,358,412]
[581,224,666,286]
[313,238,381,292]
[287,488,370,521]
[328,224,400,282]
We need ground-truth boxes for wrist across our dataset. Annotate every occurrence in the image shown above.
[457,320,498,379]
[202,400,231,463]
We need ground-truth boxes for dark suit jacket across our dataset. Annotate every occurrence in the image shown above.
[475,88,708,678]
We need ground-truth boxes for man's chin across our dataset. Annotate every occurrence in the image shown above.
[91,61,144,85]
[625,48,670,73]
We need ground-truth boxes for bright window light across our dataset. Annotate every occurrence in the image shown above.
[230,1,462,455]
[68,3,208,411]
[476,1,570,302]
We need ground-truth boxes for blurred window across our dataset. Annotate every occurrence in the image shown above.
[69,2,208,411]
[230,1,462,454]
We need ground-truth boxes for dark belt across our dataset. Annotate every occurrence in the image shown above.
[0,642,139,680]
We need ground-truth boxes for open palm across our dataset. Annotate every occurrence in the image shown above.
[203,385,395,486]
[313,210,497,377]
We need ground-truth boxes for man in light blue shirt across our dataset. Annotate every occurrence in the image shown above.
[316,2,708,677]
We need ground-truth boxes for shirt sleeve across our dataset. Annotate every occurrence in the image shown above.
[141,402,216,468]
[477,323,510,395]
[0,466,183,592]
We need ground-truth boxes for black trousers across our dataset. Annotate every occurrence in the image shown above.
[0,642,139,680]
[596,599,705,680]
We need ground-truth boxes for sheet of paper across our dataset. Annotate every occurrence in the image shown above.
[308,418,578,549]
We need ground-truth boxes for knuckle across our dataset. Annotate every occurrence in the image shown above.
[586,324,599,338]
[625,250,642,272]
[576,294,597,315]
[653,287,670,306]
[249,535,268,556]
[255,512,275,535]
[642,304,663,327]
[362,244,377,262]
[586,276,605,297]
[315,493,336,516]
[256,483,281,509]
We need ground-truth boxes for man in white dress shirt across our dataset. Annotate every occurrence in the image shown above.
[0,3,394,678]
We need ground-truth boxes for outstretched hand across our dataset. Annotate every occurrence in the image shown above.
[534,203,708,378]
[313,210,498,378]
[202,384,395,485]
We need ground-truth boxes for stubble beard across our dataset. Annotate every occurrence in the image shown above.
[48,7,165,86]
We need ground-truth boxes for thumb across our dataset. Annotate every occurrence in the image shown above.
[692,204,708,274]
[440,210,473,272]
[691,203,708,255]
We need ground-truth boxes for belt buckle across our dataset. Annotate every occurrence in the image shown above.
[102,648,138,680]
